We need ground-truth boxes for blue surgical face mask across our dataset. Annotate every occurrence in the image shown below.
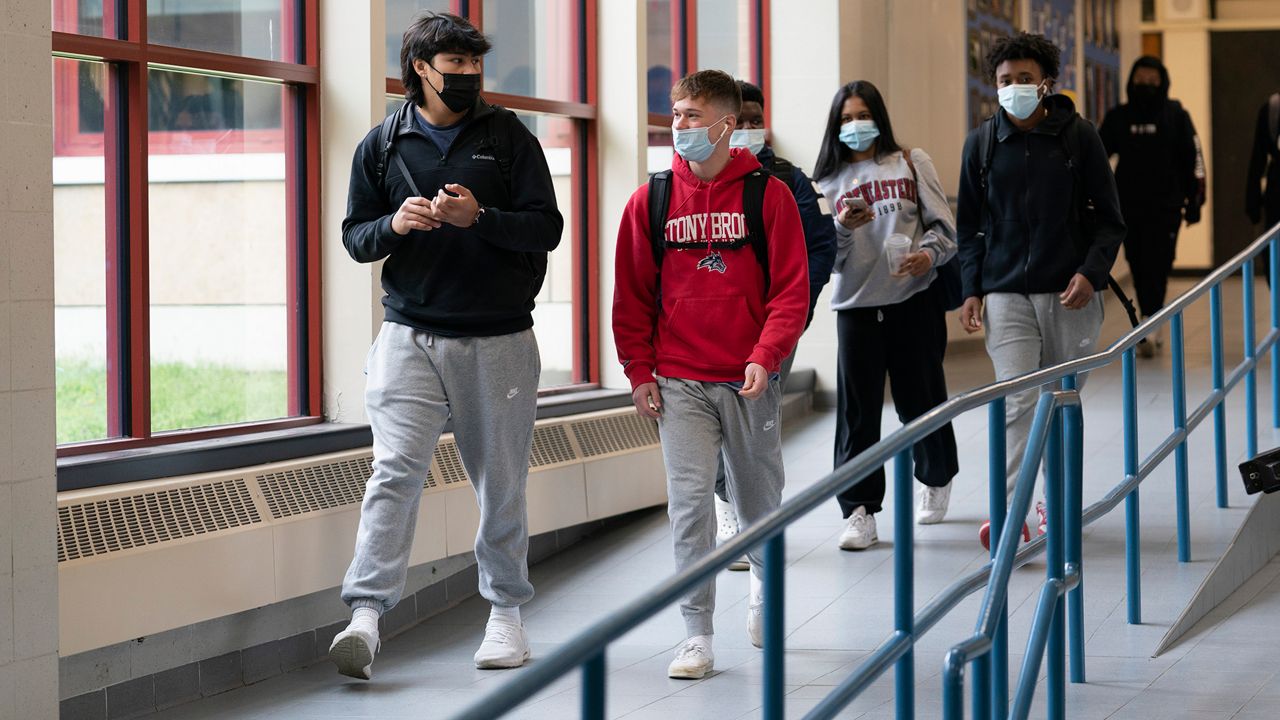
[998,82,1044,120]
[730,128,767,156]
[838,119,880,152]
[673,115,732,163]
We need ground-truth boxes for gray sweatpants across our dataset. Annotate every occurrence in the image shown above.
[657,375,786,638]
[983,292,1104,497]
[341,322,540,614]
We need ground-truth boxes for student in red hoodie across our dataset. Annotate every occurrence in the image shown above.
[613,70,809,680]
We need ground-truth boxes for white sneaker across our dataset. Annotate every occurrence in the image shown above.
[916,483,952,525]
[838,507,878,551]
[329,623,379,680]
[715,494,749,571]
[747,572,764,648]
[473,617,531,669]
[667,636,714,679]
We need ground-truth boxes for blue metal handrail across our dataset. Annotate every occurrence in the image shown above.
[449,222,1280,720]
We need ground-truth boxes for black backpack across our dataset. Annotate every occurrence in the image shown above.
[974,113,1140,327]
[647,166,773,298]
[375,100,514,197]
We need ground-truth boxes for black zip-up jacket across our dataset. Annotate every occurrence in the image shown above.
[341,99,563,336]
[1098,59,1200,219]
[1246,98,1280,227]
[956,94,1125,300]
[757,146,837,327]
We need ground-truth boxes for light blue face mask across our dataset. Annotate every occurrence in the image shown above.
[729,128,767,156]
[998,83,1044,120]
[838,119,880,152]
[673,116,731,163]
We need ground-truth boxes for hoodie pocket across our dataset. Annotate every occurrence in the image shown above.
[665,295,761,367]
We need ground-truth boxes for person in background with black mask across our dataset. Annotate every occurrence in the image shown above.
[330,12,563,680]
[1100,56,1203,357]
[1247,91,1280,236]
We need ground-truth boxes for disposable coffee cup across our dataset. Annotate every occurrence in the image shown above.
[885,234,911,275]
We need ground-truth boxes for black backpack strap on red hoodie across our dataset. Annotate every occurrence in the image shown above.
[647,170,673,307]
[742,169,771,295]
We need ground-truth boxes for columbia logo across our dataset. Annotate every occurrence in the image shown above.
[472,154,496,161]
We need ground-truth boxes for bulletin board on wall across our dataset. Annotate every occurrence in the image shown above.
[965,0,1121,130]
[966,0,1022,130]
[1082,0,1121,126]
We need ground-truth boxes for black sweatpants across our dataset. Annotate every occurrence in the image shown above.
[1122,209,1182,318]
[834,283,958,517]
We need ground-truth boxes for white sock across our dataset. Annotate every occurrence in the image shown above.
[351,606,380,631]
[490,604,521,624]
[749,571,763,605]
[686,634,713,649]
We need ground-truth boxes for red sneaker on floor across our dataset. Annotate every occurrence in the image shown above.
[1036,500,1048,537]
[978,520,1031,551]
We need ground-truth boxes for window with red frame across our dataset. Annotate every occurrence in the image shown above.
[384,0,599,390]
[52,0,320,459]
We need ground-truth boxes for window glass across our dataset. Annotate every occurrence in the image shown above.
[54,58,111,444]
[483,0,577,101]
[147,69,289,432]
[647,0,677,115]
[647,125,674,175]
[55,0,113,37]
[146,0,285,61]
[386,0,452,80]
[695,0,752,79]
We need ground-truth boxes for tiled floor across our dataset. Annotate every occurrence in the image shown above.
[146,279,1280,719]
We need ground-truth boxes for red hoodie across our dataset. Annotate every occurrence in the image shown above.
[613,149,809,390]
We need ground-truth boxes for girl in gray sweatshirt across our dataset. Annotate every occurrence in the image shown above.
[812,80,960,551]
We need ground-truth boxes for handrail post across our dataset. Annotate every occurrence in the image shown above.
[1122,348,1142,625]
[1061,376,1085,684]
[1271,237,1279,428]
[763,532,785,720]
[1045,406,1066,720]
[1172,312,1191,563]
[894,447,914,720]
[1245,258,1259,458]
[988,399,1009,718]
[1211,284,1229,508]
[582,651,606,720]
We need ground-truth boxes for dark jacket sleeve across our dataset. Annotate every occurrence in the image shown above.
[1098,106,1123,158]
[1177,107,1201,220]
[1075,120,1126,289]
[1247,104,1269,225]
[788,167,837,326]
[955,128,986,300]
[341,129,404,264]
[473,113,565,253]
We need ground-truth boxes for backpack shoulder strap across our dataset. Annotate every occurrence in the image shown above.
[901,147,918,184]
[485,105,516,190]
[647,170,673,270]
[375,103,406,188]
[742,169,771,294]
[767,155,797,182]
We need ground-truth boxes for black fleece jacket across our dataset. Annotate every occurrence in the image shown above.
[341,99,563,337]
[956,94,1125,300]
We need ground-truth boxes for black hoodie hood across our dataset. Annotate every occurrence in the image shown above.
[1126,55,1170,102]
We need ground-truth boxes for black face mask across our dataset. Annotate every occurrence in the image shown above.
[425,66,482,114]
[1130,84,1162,106]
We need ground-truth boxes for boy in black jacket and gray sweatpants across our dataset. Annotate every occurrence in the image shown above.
[329,12,562,679]
[956,33,1124,545]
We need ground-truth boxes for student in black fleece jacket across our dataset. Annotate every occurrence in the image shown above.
[1100,56,1203,356]
[956,32,1124,549]
[330,12,562,681]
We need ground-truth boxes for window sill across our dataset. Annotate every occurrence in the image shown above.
[56,387,633,492]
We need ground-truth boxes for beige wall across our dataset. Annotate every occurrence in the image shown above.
[0,0,61,715]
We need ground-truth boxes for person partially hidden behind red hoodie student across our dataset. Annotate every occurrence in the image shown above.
[613,70,809,680]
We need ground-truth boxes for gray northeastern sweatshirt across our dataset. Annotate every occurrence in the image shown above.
[816,148,957,310]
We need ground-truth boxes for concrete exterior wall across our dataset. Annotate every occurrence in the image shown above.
[1,0,61,715]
